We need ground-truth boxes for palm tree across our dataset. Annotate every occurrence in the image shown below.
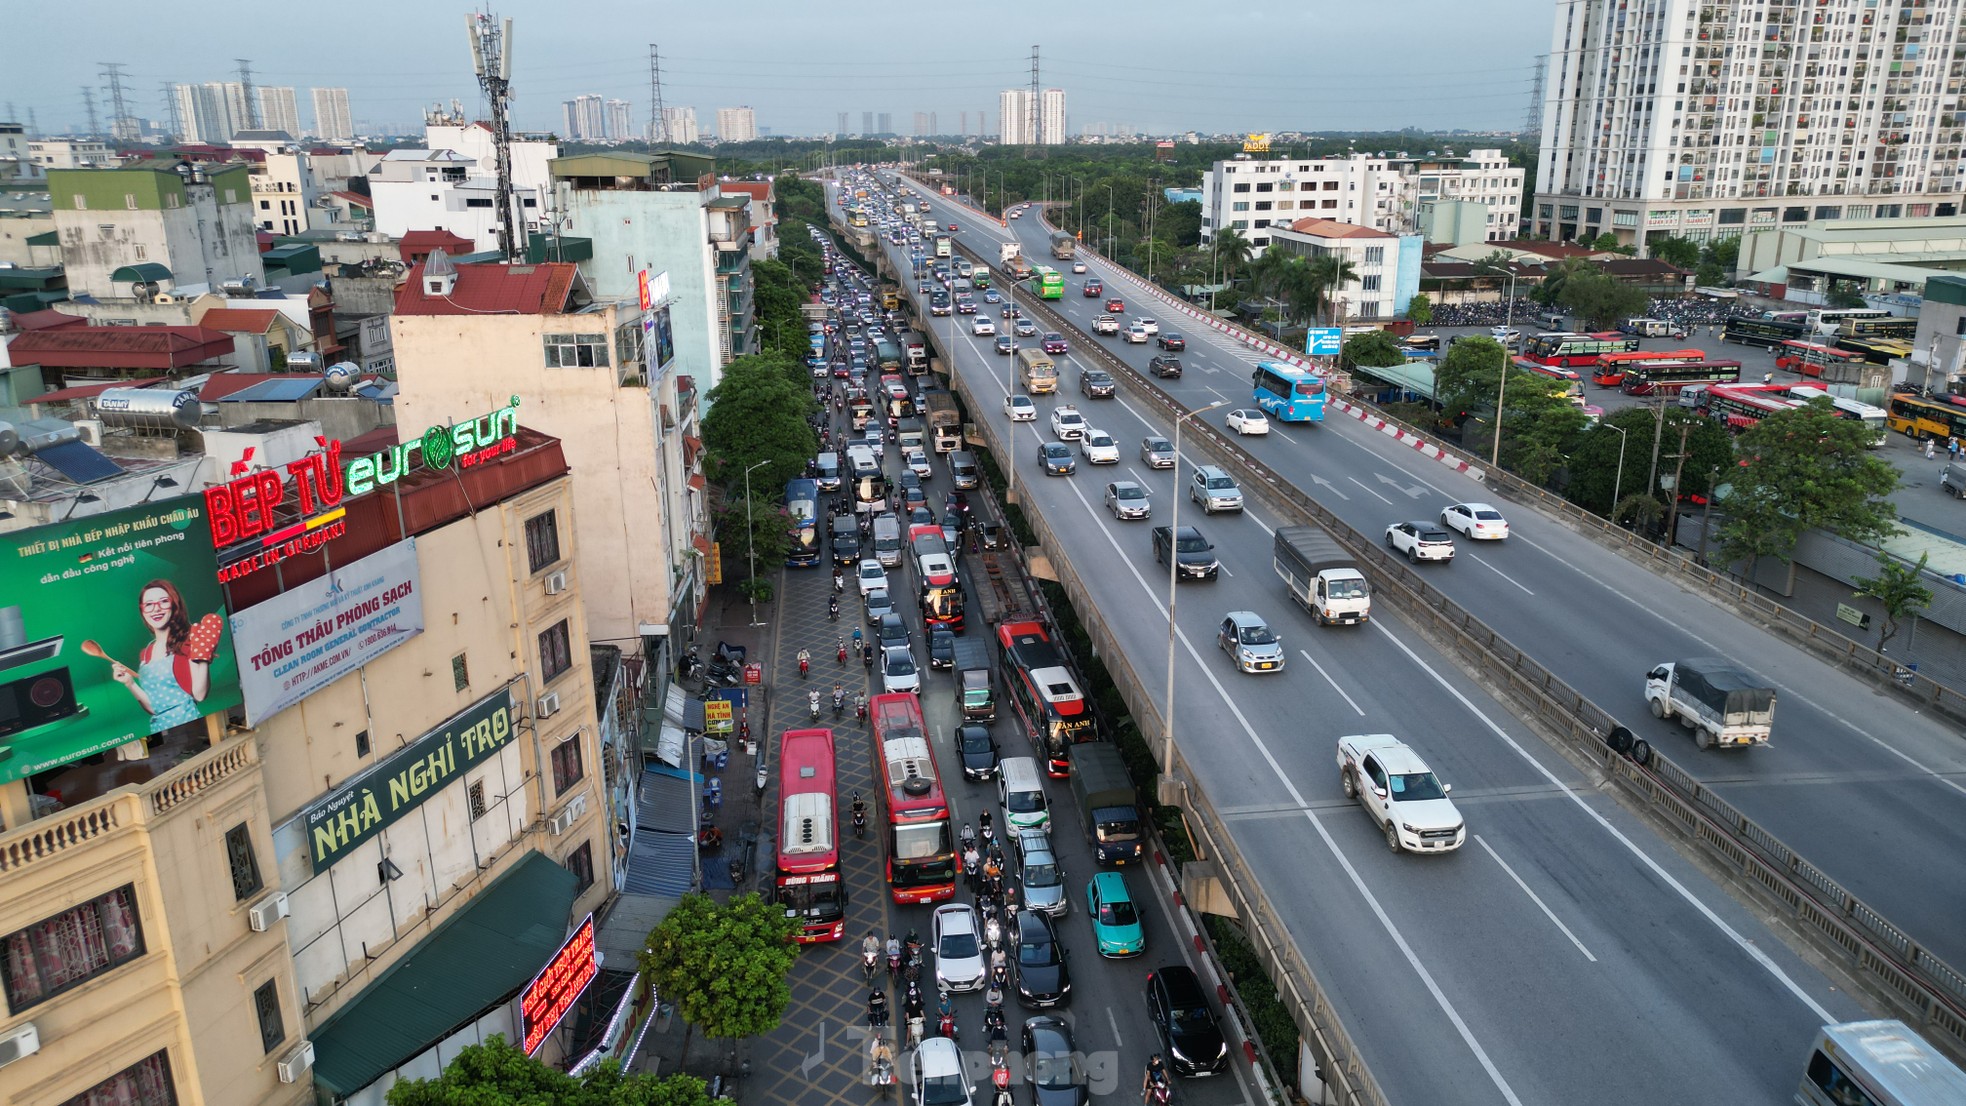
[1211,227,1254,288]
[1306,255,1360,326]
[1247,248,1294,304]
[1276,258,1323,328]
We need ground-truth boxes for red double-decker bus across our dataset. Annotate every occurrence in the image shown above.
[997,620,1097,777]
[1590,348,1705,387]
[868,693,958,904]
[775,728,847,942]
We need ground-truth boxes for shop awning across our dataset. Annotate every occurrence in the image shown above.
[109,263,173,283]
[309,851,579,1096]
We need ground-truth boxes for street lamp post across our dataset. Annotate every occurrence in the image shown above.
[743,459,770,627]
[1162,401,1227,773]
[1607,422,1629,523]
[1697,465,1723,564]
[1479,264,1519,468]
[1106,184,1115,257]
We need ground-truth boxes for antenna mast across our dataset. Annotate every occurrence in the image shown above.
[649,44,668,145]
[467,11,520,262]
[161,83,182,142]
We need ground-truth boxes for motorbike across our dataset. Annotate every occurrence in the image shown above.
[837,639,849,664]
[887,940,902,980]
[855,694,868,722]
[863,644,876,670]
[828,597,840,621]
[862,941,879,981]
[798,651,811,679]
[701,656,741,688]
[808,690,822,721]
[833,688,847,718]
[867,992,889,1029]
[1147,1074,1172,1105]
[853,807,867,839]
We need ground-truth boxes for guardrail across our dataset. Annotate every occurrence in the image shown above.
[962,240,1966,1061]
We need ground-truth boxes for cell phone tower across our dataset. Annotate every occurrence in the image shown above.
[466,11,519,261]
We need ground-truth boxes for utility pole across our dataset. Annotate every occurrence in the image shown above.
[1663,421,1691,549]
[235,59,260,129]
[466,12,520,262]
[648,44,667,145]
[80,88,100,139]
[100,62,136,142]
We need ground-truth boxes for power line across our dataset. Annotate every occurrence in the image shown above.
[649,43,667,144]
[1027,45,1040,154]
[80,87,99,139]
[235,58,260,129]
[100,62,137,142]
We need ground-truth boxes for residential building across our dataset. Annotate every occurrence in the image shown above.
[311,88,354,143]
[861,111,874,136]
[914,112,931,137]
[999,91,1028,144]
[258,87,302,139]
[606,100,633,142]
[1261,217,1423,321]
[174,83,235,145]
[1040,89,1066,146]
[838,112,849,137]
[716,107,757,143]
[1534,0,1966,251]
[47,162,263,300]
[28,138,118,171]
[659,106,699,145]
[716,178,778,260]
[224,133,322,239]
[0,186,55,265]
[222,83,258,136]
[367,121,558,252]
[563,95,605,142]
[1407,149,1522,242]
[1,120,39,182]
[876,113,892,136]
[1201,154,1408,255]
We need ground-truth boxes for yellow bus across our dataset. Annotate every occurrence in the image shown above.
[1016,348,1058,394]
[1885,391,1966,442]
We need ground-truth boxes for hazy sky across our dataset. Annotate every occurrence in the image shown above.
[9,0,1556,138]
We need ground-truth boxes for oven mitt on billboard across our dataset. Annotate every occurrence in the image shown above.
[185,613,224,662]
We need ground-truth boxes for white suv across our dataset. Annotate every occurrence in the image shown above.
[1335,734,1465,853]
[1050,405,1086,441]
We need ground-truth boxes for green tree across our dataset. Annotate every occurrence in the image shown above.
[1650,234,1702,269]
[1135,237,1177,279]
[1590,232,1621,251]
[750,258,808,358]
[1499,383,1589,485]
[715,494,792,602]
[1210,226,1254,286]
[386,1033,714,1106]
[1696,236,1740,287]
[1852,551,1933,652]
[1564,406,1731,518]
[1246,248,1294,303]
[1405,292,1433,328]
[638,893,799,1062]
[1307,254,1360,325]
[1715,399,1900,577]
[701,354,817,491]
[1339,330,1408,371]
[1160,200,1202,248]
[1433,335,1509,420]
[1557,267,1650,329]
[1531,256,1594,307]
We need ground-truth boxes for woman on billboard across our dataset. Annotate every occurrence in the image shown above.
[108,579,223,730]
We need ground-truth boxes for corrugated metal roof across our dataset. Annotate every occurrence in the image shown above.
[8,326,234,369]
[392,260,579,316]
[197,308,282,333]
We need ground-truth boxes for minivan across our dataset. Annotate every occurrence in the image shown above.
[948,450,980,490]
[814,451,841,492]
[1190,466,1243,513]
[998,756,1051,832]
[871,513,904,567]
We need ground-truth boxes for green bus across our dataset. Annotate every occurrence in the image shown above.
[1031,266,1065,300]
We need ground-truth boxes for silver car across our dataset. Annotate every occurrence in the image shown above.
[932,903,987,992]
[1104,480,1151,520]
[1140,435,1176,469]
[1015,829,1068,918]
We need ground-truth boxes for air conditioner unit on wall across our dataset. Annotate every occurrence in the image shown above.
[0,1023,41,1068]
[276,1041,315,1083]
[549,791,588,835]
[247,891,290,932]
[544,569,568,594]
[536,691,561,718]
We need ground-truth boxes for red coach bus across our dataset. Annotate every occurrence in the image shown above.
[997,620,1097,777]
[868,693,958,904]
[1591,348,1705,387]
[776,728,846,942]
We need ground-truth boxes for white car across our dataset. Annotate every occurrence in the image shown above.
[1092,314,1121,336]
[1050,405,1087,441]
[881,646,921,694]
[1384,521,1456,563]
[1079,429,1119,464]
[931,903,986,992]
[1071,261,1088,273]
[1336,734,1465,853]
[1440,502,1510,540]
[857,558,889,596]
[972,317,997,336]
[1124,325,1150,344]
[913,1036,974,1106]
[904,448,933,481]
[1005,394,1037,422]
[1225,409,1271,436]
[1135,317,1160,336]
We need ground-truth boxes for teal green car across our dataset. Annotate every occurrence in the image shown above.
[1085,871,1145,958]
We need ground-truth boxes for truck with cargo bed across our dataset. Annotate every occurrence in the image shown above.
[1070,743,1144,865]
[951,637,995,722]
[924,391,963,453]
[1273,526,1371,625]
[1644,658,1775,748]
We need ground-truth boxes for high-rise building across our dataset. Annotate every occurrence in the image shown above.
[659,106,699,145]
[311,87,353,142]
[716,106,757,143]
[1535,0,1966,248]
[913,112,930,137]
[837,112,848,137]
[173,82,236,145]
[1039,89,1065,146]
[1198,150,1525,255]
[258,86,300,138]
[876,113,892,135]
[862,111,873,135]
[605,99,632,142]
[959,111,968,137]
[999,90,1031,144]
[562,94,605,142]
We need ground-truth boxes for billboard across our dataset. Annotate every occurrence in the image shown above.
[229,539,425,726]
[0,497,242,785]
[521,913,598,1055]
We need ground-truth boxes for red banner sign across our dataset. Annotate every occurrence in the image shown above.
[521,913,597,1055]
[207,440,347,583]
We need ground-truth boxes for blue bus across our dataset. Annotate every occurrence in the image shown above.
[785,478,822,567]
[1251,362,1328,423]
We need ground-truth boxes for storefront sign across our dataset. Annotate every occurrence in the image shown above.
[302,686,516,867]
[230,539,424,725]
[703,698,733,735]
[207,441,348,583]
[343,396,523,497]
[0,497,242,785]
[521,913,598,1055]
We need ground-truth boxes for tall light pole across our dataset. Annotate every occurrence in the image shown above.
[743,459,770,627]
[1607,422,1629,523]
[1106,183,1115,257]
[1162,401,1227,772]
[1478,263,1519,468]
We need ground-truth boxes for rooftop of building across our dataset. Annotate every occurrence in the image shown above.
[8,324,236,371]
[196,307,285,334]
[548,149,717,191]
[1283,217,1392,239]
[392,254,587,316]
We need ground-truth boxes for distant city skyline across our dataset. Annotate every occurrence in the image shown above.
[5,0,1554,139]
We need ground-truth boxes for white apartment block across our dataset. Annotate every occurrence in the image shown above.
[259,86,301,138]
[606,99,633,141]
[660,107,700,145]
[998,89,1067,145]
[368,122,559,251]
[1535,0,1966,251]
[173,83,235,145]
[563,94,605,141]
[717,107,758,142]
[1201,150,1524,255]
[28,138,118,171]
[1262,219,1423,321]
[312,87,354,142]
[1041,89,1066,145]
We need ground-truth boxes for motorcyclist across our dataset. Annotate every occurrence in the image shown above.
[833,682,847,715]
[1143,1054,1170,1103]
[867,987,889,1028]
[861,931,881,977]
[797,648,811,678]
[855,691,868,720]
[829,595,840,621]
[808,688,822,719]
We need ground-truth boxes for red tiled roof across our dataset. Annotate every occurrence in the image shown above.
[7,326,235,369]
[11,308,89,331]
[719,181,771,201]
[25,377,167,405]
[198,308,283,334]
[1285,218,1391,239]
[397,229,475,263]
[393,261,579,316]
[331,190,374,208]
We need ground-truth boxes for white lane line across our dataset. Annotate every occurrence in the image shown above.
[1474,835,1597,963]
[1299,650,1366,716]
[1217,562,1234,578]
[1370,622,1837,1025]
[1207,387,1230,404]
[1346,475,1397,507]
[1465,552,1536,596]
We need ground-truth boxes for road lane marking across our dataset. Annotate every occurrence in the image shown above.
[1370,622,1837,1025]
[1346,476,1396,506]
[1298,650,1366,716]
[1464,552,1536,595]
[1475,835,1597,962]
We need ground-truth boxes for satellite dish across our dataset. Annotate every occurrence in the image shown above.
[0,458,30,499]
[0,420,17,456]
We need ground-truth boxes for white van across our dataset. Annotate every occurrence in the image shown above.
[997,757,1050,832]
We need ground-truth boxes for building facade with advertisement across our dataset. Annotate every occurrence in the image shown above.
[0,422,614,1106]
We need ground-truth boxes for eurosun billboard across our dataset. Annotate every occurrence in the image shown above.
[0,497,242,785]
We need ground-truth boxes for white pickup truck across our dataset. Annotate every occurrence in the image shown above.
[1092,314,1121,336]
[1336,734,1465,853]
[1644,658,1774,749]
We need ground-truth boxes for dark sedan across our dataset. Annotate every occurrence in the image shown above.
[1146,965,1230,1076]
[1038,442,1076,476]
[928,627,956,671]
[1157,332,1187,351]
[955,723,1000,781]
[1013,911,1072,1008]
[1022,1016,1088,1105]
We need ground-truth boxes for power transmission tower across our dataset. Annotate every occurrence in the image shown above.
[100,62,136,142]
[1027,45,1040,154]
[235,59,260,129]
[80,88,100,139]
[1524,55,1548,139]
[467,12,521,262]
[648,44,667,145]
[161,83,182,142]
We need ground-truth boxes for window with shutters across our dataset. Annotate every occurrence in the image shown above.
[254,980,285,1053]
[539,620,573,682]
[225,823,263,901]
[525,511,561,573]
[2,885,146,1010]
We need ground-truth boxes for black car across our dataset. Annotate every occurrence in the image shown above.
[955,723,1000,781]
[1146,965,1229,1076]
[876,611,910,651]
[1079,369,1116,398]
[1152,525,1218,581]
[831,531,861,566]
[1157,332,1187,352]
[1013,911,1072,1008]
[1022,1016,1089,1105]
[1148,354,1183,379]
[928,627,956,671]
[1038,442,1076,476]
